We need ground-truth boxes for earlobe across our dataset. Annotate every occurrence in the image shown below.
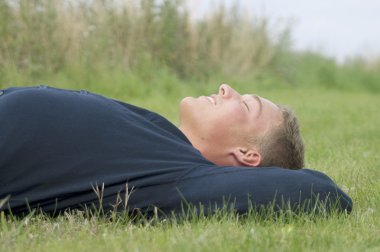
[232,148,262,167]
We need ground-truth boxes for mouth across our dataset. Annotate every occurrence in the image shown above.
[207,96,216,105]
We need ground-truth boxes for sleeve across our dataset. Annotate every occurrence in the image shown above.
[123,166,353,217]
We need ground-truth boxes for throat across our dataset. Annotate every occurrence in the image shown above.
[178,125,205,150]
[178,126,229,166]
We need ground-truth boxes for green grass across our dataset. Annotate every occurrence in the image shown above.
[0,85,379,252]
[0,211,378,252]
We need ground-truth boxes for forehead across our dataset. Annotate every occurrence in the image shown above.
[243,94,279,111]
[259,96,280,110]
[243,94,282,128]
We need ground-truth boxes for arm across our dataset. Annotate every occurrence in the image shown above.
[126,166,353,216]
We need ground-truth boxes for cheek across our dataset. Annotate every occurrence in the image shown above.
[212,105,247,129]
[207,111,247,144]
[226,105,247,123]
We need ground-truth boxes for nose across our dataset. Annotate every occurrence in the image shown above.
[218,83,240,99]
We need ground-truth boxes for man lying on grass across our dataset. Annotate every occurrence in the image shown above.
[179,84,304,168]
[0,85,352,216]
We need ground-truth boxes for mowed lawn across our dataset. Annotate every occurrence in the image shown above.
[0,88,379,252]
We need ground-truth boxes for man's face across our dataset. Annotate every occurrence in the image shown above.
[179,84,283,158]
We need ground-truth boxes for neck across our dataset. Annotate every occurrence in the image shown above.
[178,125,235,166]
[178,125,203,150]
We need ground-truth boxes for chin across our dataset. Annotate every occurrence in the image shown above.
[180,96,199,113]
[180,96,195,104]
[179,97,195,124]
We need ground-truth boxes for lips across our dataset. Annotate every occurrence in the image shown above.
[207,96,216,105]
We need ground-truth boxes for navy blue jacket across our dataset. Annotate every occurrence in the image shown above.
[0,86,352,216]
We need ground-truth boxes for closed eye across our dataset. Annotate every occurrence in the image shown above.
[243,101,250,111]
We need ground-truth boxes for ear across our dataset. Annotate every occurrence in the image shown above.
[232,147,262,167]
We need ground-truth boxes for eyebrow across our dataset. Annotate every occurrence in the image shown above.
[250,94,263,116]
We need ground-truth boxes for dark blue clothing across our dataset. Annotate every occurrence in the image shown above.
[0,86,352,216]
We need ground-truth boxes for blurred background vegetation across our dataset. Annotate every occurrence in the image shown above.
[1,0,379,94]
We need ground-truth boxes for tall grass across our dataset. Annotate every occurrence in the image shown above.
[1,0,378,92]
[0,0,282,81]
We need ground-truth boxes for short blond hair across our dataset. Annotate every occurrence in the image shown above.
[249,105,305,169]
